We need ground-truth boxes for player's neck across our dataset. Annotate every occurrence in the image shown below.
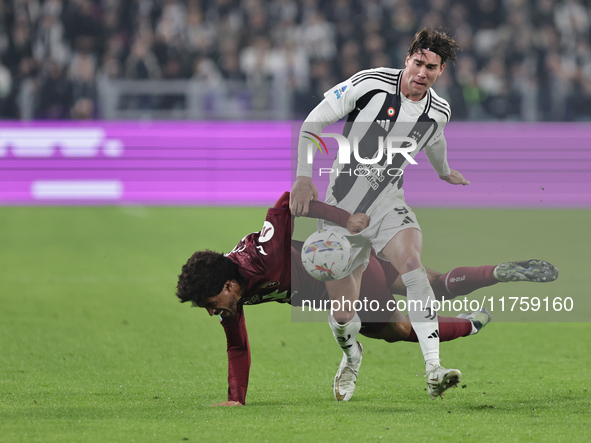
[401,85,427,102]
[235,278,247,300]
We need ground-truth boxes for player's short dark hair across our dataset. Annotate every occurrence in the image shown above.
[408,27,459,65]
[176,250,242,306]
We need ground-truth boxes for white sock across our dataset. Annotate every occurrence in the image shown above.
[328,312,362,363]
[401,267,440,371]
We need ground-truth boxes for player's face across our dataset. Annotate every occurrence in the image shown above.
[197,280,241,319]
[402,50,445,101]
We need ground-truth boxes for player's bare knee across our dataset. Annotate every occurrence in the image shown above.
[394,321,412,339]
[333,310,355,325]
[401,257,423,274]
[377,321,410,343]
[352,264,365,278]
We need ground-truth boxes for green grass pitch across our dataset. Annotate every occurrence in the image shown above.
[0,205,589,442]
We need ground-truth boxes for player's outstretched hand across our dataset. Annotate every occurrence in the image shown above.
[210,401,243,407]
[290,177,318,216]
[440,169,470,186]
[347,213,370,234]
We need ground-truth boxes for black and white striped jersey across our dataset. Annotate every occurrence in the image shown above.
[303,67,452,218]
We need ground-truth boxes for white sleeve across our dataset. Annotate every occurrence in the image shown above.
[296,76,360,177]
[322,77,357,118]
[295,99,341,177]
[423,132,451,177]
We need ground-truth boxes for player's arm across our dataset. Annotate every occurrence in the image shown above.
[291,74,360,216]
[291,101,340,215]
[211,305,250,407]
[280,191,368,235]
[424,135,470,186]
[307,200,351,228]
[307,200,369,233]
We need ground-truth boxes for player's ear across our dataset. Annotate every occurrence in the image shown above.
[438,62,446,76]
[226,279,241,293]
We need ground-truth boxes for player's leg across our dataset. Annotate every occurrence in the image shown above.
[381,228,442,370]
[390,263,559,301]
[361,309,487,343]
[325,264,364,360]
[358,258,457,344]
[392,267,498,300]
[292,240,362,363]
[357,255,413,343]
[381,227,461,399]
[328,250,400,401]
[293,237,368,402]
[431,266,496,300]
[325,265,364,401]
[390,267,456,300]
[325,265,363,323]
[359,308,411,342]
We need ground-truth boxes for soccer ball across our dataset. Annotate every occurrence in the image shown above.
[301,229,353,281]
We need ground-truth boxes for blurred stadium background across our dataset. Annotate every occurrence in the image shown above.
[2,0,591,121]
[2,0,591,206]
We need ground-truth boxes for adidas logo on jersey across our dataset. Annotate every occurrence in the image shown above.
[400,216,415,225]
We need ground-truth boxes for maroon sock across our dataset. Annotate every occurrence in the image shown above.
[438,316,473,341]
[406,316,472,342]
[439,265,498,298]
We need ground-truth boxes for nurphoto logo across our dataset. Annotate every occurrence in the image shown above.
[302,131,418,178]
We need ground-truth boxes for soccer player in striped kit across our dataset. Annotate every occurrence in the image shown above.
[292,27,488,399]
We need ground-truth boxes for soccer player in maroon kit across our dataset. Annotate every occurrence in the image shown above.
[176,192,558,406]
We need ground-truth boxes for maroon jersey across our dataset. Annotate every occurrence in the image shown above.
[218,192,351,404]
[226,192,293,307]
[218,192,400,404]
[219,192,290,404]
[225,191,353,309]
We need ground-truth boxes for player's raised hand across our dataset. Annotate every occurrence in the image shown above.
[290,176,318,216]
[209,401,243,407]
[347,213,370,234]
[440,169,470,186]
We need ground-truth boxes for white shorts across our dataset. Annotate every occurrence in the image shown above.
[369,204,421,261]
[320,194,421,274]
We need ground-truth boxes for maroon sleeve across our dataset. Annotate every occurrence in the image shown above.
[272,191,296,236]
[221,305,250,404]
[307,200,351,228]
[278,191,352,230]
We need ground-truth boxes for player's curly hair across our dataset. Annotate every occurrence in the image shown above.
[408,27,459,65]
[176,250,243,306]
